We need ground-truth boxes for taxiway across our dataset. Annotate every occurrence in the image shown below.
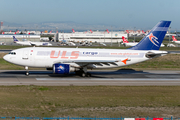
[0,69,180,86]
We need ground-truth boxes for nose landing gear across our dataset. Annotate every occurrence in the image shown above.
[25,66,29,76]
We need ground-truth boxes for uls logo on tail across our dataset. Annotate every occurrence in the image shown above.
[13,36,19,43]
[148,33,159,47]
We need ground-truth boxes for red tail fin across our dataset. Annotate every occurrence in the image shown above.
[172,36,177,41]
[72,29,75,33]
[122,36,129,43]
[142,30,145,34]
[90,29,93,33]
[106,29,109,33]
[126,30,129,33]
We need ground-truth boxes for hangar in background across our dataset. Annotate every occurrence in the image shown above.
[55,30,128,43]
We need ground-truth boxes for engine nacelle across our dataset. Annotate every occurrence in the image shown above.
[53,63,76,74]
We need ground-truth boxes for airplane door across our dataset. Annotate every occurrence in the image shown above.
[22,50,29,60]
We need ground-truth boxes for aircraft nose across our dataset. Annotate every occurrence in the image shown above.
[3,55,9,62]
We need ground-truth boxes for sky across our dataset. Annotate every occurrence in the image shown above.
[0,0,180,31]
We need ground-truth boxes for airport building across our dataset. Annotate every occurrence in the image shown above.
[55,31,128,43]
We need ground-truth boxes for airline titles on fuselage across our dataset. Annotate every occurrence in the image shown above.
[36,50,143,60]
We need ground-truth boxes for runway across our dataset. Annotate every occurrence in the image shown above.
[0,69,180,86]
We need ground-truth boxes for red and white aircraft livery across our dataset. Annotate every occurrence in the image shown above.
[4,21,171,77]
[172,36,180,44]
[121,36,138,47]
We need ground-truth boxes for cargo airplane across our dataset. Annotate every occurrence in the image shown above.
[4,21,171,77]
[13,36,52,46]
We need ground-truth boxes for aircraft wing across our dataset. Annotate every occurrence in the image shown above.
[53,59,121,67]
[30,42,36,46]
[54,59,120,64]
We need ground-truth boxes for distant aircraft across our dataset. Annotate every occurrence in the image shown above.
[106,29,109,33]
[121,36,138,47]
[13,36,52,46]
[121,36,165,47]
[79,40,92,46]
[126,30,129,34]
[172,36,180,44]
[4,21,171,77]
[90,29,93,33]
[142,30,145,34]
[72,29,75,33]
[13,36,32,46]
[167,43,176,47]
[60,40,76,46]
[100,42,107,46]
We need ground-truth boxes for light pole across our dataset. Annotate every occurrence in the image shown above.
[169,27,171,44]
[104,30,105,43]
[111,26,112,47]
[134,27,136,42]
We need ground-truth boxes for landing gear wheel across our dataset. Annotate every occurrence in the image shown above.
[86,72,91,77]
[81,72,86,77]
[26,72,29,76]
[25,66,29,76]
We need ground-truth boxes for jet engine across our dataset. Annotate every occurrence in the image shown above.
[53,63,76,74]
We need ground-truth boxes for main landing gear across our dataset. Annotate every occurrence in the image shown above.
[76,67,91,77]
[81,72,91,77]
[25,66,29,76]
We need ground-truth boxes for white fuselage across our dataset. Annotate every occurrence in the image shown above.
[15,41,32,46]
[173,41,180,44]
[3,47,167,69]
[15,41,52,46]
[122,42,138,47]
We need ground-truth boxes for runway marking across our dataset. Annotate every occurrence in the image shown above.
[36,78,180,81]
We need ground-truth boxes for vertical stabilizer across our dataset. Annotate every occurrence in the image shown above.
[129,21,171,50]
[172,36,177,41]
[13,36,19,42]
[122,36,129,43]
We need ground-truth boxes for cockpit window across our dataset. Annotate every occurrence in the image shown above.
[8,52,16,55]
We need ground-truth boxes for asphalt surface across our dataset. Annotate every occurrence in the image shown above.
[0,69,180,86]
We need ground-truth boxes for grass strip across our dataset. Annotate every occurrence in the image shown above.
[0,86,179,117]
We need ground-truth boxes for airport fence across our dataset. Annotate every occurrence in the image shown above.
[0,117,180,120]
